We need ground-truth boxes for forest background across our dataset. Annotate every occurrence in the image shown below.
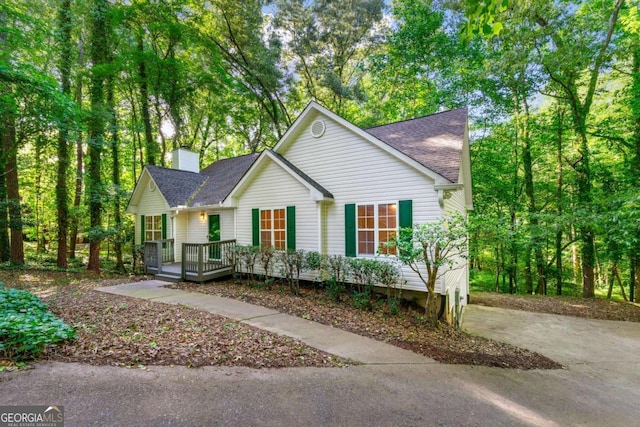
[1,0,638,302]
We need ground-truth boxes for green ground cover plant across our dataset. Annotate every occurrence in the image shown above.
[0,285,76,361]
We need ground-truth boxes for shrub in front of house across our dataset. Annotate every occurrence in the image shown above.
[0,287,76,362]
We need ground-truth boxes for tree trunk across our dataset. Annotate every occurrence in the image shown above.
[106,76,125,273]
[508,210,518,294]
[137,36,157,165]
[425,275,439,325]
[56,0,73,268]
[613,264,628,302]
[0,9,17,263]
[87,0,110,272]
[0,129,9,262]
[576,131,595,298]
[35,137,45,253]
[69,34,85,260]
[629,42,640,302]
[69,132,83,258]
[607,263,614,299]
[555,107,565,295]
[3,116,24,265]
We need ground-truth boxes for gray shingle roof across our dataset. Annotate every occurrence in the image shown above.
[365,107,467,183]
[145,153,259,208]
[269,150,333,198]
[145,165,207,208]
[194,153,260,206]
[142,108,466,208]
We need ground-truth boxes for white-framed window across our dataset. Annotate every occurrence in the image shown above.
[260,208,286,250]
[357,202,397,256]
[145,215,162,241]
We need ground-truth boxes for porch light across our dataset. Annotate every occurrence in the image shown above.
[200,211,206,220]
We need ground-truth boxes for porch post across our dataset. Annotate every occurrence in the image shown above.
[156,241,163,273]
[198,244,204,282]
[181,242,186,280]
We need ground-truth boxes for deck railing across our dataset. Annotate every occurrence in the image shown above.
[144,239,175,273]
[182,240,236,281]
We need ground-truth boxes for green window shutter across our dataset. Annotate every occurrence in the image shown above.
[398,200,413,247]
[345,204,356,257]
[161,213,167,239]
[286,206,296,250]
[252,208,260,247]
[140,215,145,243]
[399,200,413,229]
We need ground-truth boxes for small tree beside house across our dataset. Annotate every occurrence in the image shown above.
[392,212,469,326]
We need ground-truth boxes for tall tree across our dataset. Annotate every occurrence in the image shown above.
[87,0,110,272]
[55,0,73,268]
[533,0,625,297]
[200,0,291,139]
[274,0,385,117]
[69,32,85,260]
[0,5,10,262]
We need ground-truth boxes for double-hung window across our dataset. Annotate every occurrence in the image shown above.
[145,215,163,241]
[357,202,397,256]
[260,208,286,250]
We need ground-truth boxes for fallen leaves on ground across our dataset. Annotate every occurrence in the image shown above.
[172,279,561,370]
[2,270,349,369]
[471,292,640,322]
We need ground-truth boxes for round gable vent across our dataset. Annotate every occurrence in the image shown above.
[148,181,156,191]
[310,119,326,138]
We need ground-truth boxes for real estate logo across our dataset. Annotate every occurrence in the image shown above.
[0,406,64,427]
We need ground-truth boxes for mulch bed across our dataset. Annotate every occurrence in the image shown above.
[171,279,562,370]
[3,269,592,370]
[2,270,349,369]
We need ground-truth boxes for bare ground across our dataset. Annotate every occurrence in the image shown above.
[471,292,640,322]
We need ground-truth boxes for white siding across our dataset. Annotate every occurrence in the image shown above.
[135,184,170,245]
[444,188,466,214]
[442,188,469,309]
[220,210,235,241]
[279,112,443,293]
[187,211,208,243]
[174,213,188,262]
[172,209,234,261]
[184,209,235,242]
[236,160,317,250]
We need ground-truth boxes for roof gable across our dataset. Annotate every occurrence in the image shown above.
[273,101,466,183]
[224,150,334,206]
[365,108,467,183]
[128,154,259,211]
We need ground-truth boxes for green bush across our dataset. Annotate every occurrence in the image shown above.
[324,277,345,302]
[0,288,76,361]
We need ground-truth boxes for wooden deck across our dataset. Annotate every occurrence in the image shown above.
[147,262,233,283]
[144,239,235,283]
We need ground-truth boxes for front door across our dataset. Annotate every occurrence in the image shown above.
[208,214,221,259]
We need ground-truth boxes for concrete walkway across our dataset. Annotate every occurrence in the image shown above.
[96,280,434,365]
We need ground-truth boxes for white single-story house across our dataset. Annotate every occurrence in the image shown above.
[126,101,473,321]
